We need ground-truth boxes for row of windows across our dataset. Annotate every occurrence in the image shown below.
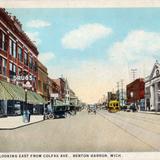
[0,30,37,72]
[0,56,37,79]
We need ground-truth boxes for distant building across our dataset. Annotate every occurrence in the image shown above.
[145,61,160,111]
[37,60,48,101]
[48,77,60,99]
[53,78,66,100]
[126,78,145,110]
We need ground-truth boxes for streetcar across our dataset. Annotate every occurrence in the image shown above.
[108,100,120,113]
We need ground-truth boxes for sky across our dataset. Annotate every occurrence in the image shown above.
[7,8,160,103]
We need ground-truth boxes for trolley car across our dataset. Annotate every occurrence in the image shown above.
[108,100,120,113]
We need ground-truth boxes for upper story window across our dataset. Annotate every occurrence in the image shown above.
[9,62,16,78]
[0,31,7,51]
[43,82,47,92]
[24,51,28,66]
[2,58,7,76]
[9,39,16,58]
[33,60,37,72]
[18,46,23,62]
[29,56,33,69]
[18,67,22,76]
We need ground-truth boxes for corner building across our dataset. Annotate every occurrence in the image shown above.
[126,78,145,111]
[0,8,46,116]
[145,61,160,111]
[0,8,38,89]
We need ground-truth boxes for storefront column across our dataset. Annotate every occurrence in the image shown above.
[150,84,155,110]
[155,82,159,111]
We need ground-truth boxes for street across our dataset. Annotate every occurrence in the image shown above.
[0,110,159,152]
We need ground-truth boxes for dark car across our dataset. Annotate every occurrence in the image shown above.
[130,104,137,112]
[88,105,96,114]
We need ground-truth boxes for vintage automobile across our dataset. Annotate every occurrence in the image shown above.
[44,103,68,119]
[88,105,96,114]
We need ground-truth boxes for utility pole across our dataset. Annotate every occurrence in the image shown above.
[131,69,137,81]
[117,82,120,101]
[121,79,124,108]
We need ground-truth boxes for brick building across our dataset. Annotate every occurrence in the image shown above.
[126,78,145,110]
[53,78,66,100]
[0,8,38,89]
[37,60,48,101]
[48,77,60,99]
[0,8,46,116]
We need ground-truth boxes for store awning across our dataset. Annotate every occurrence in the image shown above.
[0,80,47,104]
[0,82,13,100]
[0,80,24,101]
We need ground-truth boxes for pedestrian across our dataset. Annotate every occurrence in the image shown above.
[43,106,48,120]
[27,110,31,122]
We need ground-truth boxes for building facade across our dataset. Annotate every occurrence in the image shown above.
[126,78,145,110]
[0,8,46,116]
[145,61,160,111]
[53,78,66,101]
[0,8,38,90]
[48,77,60,100]
[37,60,48,101]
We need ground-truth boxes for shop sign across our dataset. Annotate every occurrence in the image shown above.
[13,75,34,81]
[51,93,59,98]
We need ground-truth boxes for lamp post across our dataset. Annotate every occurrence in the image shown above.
[24,89,27,111]
[23,81,32,122]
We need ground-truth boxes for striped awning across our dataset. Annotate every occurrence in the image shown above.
[0,80,47,104]
[0,82,12,100]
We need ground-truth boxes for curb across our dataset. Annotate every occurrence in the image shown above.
[138,111,160,115]
[0,119,45,130]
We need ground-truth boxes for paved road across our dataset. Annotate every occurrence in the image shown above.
[0,110,159,152]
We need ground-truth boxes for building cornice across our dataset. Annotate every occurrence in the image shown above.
[0,8,39,56]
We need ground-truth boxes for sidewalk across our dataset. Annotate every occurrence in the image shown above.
[138,111,160,115]
[0,115,44,130]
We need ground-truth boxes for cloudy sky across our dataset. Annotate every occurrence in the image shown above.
[7,8,160,103]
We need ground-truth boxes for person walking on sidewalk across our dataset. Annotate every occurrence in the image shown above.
[27,110,31,122]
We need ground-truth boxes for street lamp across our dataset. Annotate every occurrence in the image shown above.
[24,89,27,111]
[23,81,32,122]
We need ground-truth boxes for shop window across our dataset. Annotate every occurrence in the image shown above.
[18,46,23,62]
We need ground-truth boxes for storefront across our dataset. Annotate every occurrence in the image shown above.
[0,80,46,116]
[126,78,144,111]
[145,61,160,111]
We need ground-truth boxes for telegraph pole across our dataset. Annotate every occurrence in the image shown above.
[131,69,137,81]
[117,82,120,101]
[121,79,124,108]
